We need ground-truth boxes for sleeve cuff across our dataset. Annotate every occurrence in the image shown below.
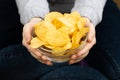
[20,0,49,25]
[72,6,101,26]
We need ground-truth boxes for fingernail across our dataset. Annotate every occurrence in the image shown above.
[69,60,74,65]
[42,56,48,61]
[46,61,53,66]
[71,55,77,59]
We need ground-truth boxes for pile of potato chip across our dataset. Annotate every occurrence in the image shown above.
[30,11,89,55]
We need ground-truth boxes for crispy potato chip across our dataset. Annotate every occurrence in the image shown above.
[71,31,80,49]
[70,11,81,20]
[62,41,72,50]
[45,12,63,22]
[52,18,63,29]
[64,13,77,26]
[30,37,45,48]
[56,17,76,34]
[71,27,89,49]
[77,17,87,30]
[58,26,70,34]
[35,21,56,42]
[46,30,70,47]
[51,42,72,56]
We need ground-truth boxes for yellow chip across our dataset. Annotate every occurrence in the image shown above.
[30,37,45,48]
[46,30,70,47]
[71,31,80,49]
[58,26,70,34]
[71,27,89,49]
[77,17,87,30]
[52,18,63,29]
[34,21,56,42]
[44,44,55,50]
[70,11,81,21]
[64,13,77,26]
[45,12,63,22]
[62,41,72,50]
[56,17,76,34]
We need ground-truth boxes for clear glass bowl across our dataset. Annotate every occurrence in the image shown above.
[37,35,87,63]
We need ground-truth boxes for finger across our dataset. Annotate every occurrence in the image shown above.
[22,36,52,65]
[71,50,89,60]
[86,23,95,42]
[28,47,42,58]
[37,58,46,64]
[23,23,33,43]
[71,37,95,60]
[28,48,42,60]
[69,51,89,64]
[69,58,82,64]
[45,61,53,66]
[30,51,52,66]
[69,57,83,64]
[30,52,41,60]
[77,37,96,56]
[22,38,29,49]
[38,59,53,66]
[71,54,77,60]
[27,46,53,65]
[41,55,49,61]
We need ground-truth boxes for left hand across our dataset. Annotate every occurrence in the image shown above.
[22,18,53,66]
[69,18,96,64]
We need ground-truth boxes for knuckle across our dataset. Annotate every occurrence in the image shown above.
[36,53,42,58]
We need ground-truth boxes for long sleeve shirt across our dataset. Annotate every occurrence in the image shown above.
[15,0,107,26]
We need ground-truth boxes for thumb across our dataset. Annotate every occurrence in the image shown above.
[86,23,95,42]
[23,23,33,44]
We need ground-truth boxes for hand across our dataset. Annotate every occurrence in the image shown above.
[69,18,96,64]
[22,18,53,66]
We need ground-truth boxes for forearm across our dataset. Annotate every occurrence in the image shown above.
[71,0,107,26]
[15,0,49,25]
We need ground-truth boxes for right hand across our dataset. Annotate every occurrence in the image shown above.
[22,18,53,66]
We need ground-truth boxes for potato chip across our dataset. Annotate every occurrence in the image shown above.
[52,18,63,29]
[45,12,63,22]
[30,37,45,48]
[71,31,80,49]
[64,13,77,26]
[71,27,89,49]
[35,21,56,42]
[58,26,70,34]
[46,30,70,47]
[70,11,81,21]
[56,17,76,34]
[51,42,72,56]
[77,17,87,30]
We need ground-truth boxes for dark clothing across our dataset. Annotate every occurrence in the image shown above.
[0,44,108,80]
[48,0,74,13]
[0,0,22,49]
[86,0,120,80]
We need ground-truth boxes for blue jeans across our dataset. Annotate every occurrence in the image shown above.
[0,44,108,80]
[86,0,120,80]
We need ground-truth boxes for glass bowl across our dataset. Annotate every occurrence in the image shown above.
[37,35,88,63]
